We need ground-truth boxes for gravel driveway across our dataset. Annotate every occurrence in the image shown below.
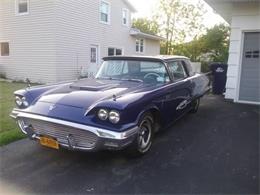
[0,95,259,194]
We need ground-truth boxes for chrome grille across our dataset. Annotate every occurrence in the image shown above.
[22,118,98,148]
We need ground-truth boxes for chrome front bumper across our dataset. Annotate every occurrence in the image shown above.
[10,110,139,151]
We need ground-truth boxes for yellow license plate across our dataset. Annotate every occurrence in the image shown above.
[40,136,59,150]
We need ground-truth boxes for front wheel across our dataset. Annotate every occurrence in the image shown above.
[128,113,154,156]
[190,98,200,113]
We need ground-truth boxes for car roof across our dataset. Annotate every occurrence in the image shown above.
[103,55,189,63]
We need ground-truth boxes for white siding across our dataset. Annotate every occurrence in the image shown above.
[0,0,161,83]
[225,2,260,101]
[0,0,57,83]
[54,0,160,81]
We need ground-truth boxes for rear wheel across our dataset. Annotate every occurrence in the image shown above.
[129,113,154,156]
[190,98,200,113]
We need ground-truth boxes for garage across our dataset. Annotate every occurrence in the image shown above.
[205,0,260,105]
[239,32,260,103]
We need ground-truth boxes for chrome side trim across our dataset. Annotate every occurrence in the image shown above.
[11,111,139,140]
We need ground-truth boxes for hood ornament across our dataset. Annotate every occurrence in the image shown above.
[113,94,117,101]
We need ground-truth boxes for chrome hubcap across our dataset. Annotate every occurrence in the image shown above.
[138,119,152,151]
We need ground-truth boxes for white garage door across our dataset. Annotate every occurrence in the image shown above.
[239,32,260,104]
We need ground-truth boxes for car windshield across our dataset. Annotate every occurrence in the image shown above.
[96,60,170,83]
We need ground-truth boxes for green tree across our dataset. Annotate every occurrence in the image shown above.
[132,18,160,35]
[156,0,206,54]
[201,24,230,62]
[172,24,230,72]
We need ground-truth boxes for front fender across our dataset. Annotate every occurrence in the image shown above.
[14,82,73,106]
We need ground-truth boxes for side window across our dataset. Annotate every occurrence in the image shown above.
[168,61,187,80]
[1,42,9,56]
[108,47,123,56]
[16,0,29,15]
[100,1,110,24]
[182,60,194,76]
[136,39,144,53]
[122,8,129,26]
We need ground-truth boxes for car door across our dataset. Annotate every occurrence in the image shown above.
[163,60,193,123]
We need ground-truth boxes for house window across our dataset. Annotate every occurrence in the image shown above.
[122,8,128,26]
[90,46,98,63]
[100,1,110,24]
[1,42,9,56]
[108,47,122,56]
[16,0,29,15]
[136,39,144,53]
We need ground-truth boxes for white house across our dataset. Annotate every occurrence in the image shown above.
[0,0,164,83]
[205,0,260,105]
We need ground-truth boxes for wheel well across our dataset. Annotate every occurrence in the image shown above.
[148,108,161,133]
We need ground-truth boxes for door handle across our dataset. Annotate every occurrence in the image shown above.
[176,100,188,110]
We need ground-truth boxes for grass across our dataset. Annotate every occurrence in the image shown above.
[0,81,28,146]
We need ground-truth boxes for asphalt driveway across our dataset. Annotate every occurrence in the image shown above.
[0,95,259,194]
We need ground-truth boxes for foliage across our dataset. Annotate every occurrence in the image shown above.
[132,18,160,35]
[173,24,230,68]
[156,0,206,54]
[0,73,6,79]
[200,24,230,63]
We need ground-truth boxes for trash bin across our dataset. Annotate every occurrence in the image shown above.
[210,63,228,95]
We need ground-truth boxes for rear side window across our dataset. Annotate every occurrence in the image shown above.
[168,61,187,80]
[182,60,194,76]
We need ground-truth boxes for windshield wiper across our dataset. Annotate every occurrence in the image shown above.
[97,77,123,81]
[121,78,143,83]
[97,77,113,80]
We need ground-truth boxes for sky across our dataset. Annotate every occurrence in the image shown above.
[128,0,227,28]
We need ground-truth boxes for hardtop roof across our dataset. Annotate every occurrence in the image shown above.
[103,55,189,63]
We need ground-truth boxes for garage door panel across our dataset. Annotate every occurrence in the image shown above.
[239,32,260,103]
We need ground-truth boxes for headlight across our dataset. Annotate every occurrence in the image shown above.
[15,96,23,107]
[109,110,120,124]
[98,109,108,121]
[15,96,29,108]
[22,97,29,107]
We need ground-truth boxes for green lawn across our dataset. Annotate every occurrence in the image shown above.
[0,81,29,146]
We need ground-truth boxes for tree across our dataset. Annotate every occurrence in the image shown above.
[132,18,160,35]
[172,24,230,72]
[201,24,230,62]
[155,0,206,54]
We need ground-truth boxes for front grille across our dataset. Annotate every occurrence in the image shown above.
[22,118,98,148]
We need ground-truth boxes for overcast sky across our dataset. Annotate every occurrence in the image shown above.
[128,0,227,28]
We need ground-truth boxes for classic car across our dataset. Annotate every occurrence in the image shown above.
[11,56,210,155]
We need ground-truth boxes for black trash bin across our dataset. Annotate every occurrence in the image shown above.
[210,63,228,95]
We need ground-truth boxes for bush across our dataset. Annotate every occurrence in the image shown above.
[201,61,210,73]
[0,73,6,79]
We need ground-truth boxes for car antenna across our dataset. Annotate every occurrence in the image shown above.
[26,78,31,88]
[113,94,117,101]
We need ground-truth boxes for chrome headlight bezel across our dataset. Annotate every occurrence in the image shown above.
[97,109,109,121]
[15,96,29,108]
[15,96,23,107]
[108,110,120,124]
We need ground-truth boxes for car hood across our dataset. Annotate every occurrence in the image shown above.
[37,79,155,109]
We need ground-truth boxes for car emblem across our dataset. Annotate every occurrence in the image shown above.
[49,105,56,111]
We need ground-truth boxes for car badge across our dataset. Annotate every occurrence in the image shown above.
[49,105,56,111]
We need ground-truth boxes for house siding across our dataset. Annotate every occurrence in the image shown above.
[225,3,260,101]
[0,0,161,83]
[0,0,57,83]
[54,0,160,82]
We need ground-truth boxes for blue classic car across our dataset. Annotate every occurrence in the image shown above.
[11,56,210,155]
